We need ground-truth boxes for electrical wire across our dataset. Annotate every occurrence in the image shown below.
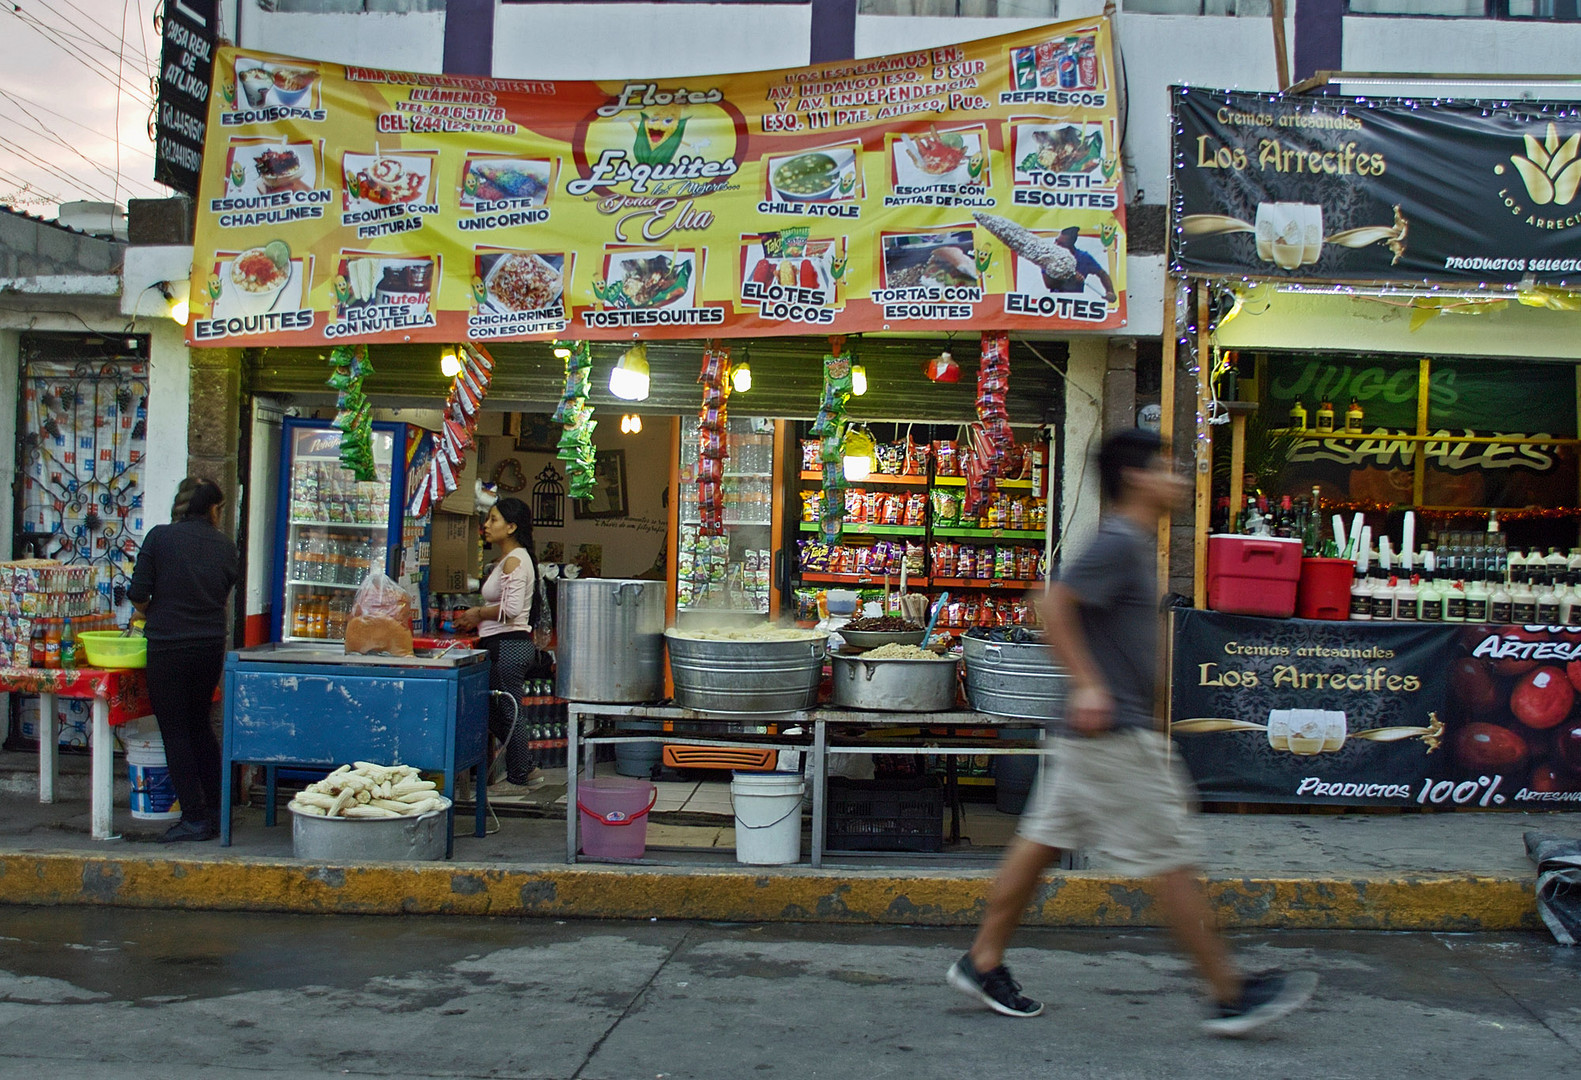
[5,3,154,104]
[0,87,156,159]
[0,99,141,192]
[0,132,122,202]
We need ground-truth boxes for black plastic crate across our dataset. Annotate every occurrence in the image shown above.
[825,776,945,853]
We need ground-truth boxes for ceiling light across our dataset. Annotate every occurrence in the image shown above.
[158,280,189,326]
[609,344,650,401]
[439,349,463,378]
[553,346,572,359]
[850,364,867,396]
[842,425,875,483]
[620,414,643,434]
[731,361,752,393]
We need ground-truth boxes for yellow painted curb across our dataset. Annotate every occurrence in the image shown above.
[0,852,1540,930]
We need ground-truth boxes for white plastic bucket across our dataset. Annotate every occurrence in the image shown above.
[730,771,805,866]
[123,726,180,821]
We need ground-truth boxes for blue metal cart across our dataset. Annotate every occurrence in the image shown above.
[221,644,490,856]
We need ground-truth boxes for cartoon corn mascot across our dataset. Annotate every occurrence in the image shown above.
[632,106,689,166]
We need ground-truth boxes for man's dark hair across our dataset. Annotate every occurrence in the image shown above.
[1097,429,1164,502]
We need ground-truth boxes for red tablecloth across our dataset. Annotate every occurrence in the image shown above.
[0,666,152,726]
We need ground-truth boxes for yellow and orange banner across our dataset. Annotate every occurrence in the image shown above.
[187,20,1126,347]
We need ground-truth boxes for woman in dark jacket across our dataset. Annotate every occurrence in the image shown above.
[127,478,239,842]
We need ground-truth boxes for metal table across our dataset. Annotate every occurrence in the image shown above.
[221,644,490,856]
[566,702,1050,867]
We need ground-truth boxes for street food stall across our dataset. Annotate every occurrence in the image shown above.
[1164,85,1581,810]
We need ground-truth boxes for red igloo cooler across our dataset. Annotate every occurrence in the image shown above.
[1207,535,1303,618]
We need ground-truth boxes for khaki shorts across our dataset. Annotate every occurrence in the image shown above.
[1015,727,1203,877]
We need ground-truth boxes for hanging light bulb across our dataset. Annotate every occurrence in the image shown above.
[842,425,875,482]
[731,360,752,393]
[552,346,572,359]
[439,348,462,378]
[609,343,650,400]
[619,414,643,434]
[158,280,189,326]
[850,363,867,396]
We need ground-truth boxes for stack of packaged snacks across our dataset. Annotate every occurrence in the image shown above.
[928,543,1046,582]
[677,526,729,608]
[931,490,1048,532]
[833,488,927,527]
[796,539,923,578]
[931,594,1037,630]
[0,560,101,668]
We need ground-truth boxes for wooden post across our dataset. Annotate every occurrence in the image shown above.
[1159,276,1178,601]
[1194,284,1212,608]
[1414,357,1430,508]
[1270,0,1291,91]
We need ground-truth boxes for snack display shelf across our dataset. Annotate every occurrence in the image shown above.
[799,471,928,485]
[932,476,1035,490]
[930,577,1045,590]
[931,527,1044,540]
[289,520,388,529]
[797,522,925,536]
[801,572,930,585]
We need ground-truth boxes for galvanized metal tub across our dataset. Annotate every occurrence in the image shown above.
[289,798,453,862]
[962,635,1066,721]
[556,578,667,703]
[830,652,960,712]
[665,630,827,714]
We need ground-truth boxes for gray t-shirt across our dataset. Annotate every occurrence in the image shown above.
[1056,516,1158,730]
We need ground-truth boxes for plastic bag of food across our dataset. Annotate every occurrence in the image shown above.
[345,572,415,657]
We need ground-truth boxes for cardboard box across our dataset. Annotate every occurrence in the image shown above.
[428,511,480,594]
[438,451,479,515]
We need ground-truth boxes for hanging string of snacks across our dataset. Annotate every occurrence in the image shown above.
[408,344,493,518]
[964,330,1014,517]
[811,336,854,543]
[554,341,598,501]
[696,340,732,537]
[328,344,376,482]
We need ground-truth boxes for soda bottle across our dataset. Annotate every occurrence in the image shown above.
[31,624,47,668]
[60,617,77,669]
[44,619,61,670]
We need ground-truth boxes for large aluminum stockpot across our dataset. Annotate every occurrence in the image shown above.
[830,652,960,712]
[555,578,666,703]
[962,634,1066,721]
[665,629,827,714]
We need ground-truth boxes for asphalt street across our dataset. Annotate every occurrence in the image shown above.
[0,908,1577,1079]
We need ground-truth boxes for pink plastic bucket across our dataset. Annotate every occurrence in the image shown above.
[577,777,657,859]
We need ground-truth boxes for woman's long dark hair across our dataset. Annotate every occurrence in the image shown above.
[173,478,225,521]
[493,497,543,628]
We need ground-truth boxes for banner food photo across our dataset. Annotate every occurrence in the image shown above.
[1172,87,1581,286]
[185,20,1127,347]
[1171,610,1581,809]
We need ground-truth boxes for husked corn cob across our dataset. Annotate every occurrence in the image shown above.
[973,212,1078,286]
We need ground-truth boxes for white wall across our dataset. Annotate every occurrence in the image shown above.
[491,5,813,79]
[241,11,447,70]
[1060,338,1105,560]
[141,320,193,529]
[1341,16,1581,85]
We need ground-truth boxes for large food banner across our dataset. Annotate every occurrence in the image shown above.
[1171,610,1581,809]
[1173,86,1581,286]
[186,21,1126,346]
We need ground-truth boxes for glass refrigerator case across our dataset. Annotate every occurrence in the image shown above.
[271,418,433,643]
[674,415,785,626]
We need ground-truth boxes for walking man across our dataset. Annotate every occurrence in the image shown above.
[948,429,1316,1036]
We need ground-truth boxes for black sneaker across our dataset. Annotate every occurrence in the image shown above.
[947,953,1044,1018]
[1202,971,1317,1037]
[158,818,217,844]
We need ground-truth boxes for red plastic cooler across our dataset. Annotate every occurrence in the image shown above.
[1207,535,1302,618]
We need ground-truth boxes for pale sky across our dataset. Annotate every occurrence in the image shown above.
[0,0,176,215]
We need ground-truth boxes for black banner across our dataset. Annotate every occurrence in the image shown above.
[1171,610,1581,809]
[154,0,217,195]
[1172,87,1581,285]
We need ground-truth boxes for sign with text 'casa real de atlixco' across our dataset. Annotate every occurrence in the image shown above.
[155,0,217,196]
[1172,87,1581,286]
[185,20,1127,346]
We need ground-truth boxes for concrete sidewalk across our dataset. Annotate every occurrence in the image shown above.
[0,749,1557,931]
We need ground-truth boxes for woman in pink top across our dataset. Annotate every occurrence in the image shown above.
[455,497,544,792]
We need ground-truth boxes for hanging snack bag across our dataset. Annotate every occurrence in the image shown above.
[801,440,821,472]
[904,438,930,476]
[934,440,959,476]
[801,490,822,523]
